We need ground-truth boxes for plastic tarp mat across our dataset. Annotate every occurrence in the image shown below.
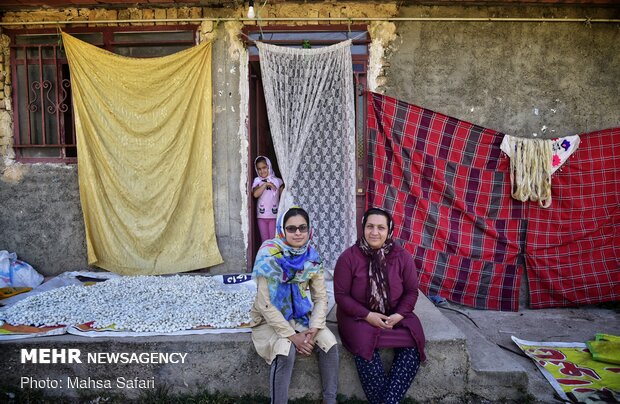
[0,272,256,339]
[513,336,620,403]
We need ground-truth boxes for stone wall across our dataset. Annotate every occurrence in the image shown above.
[0,32,13,170]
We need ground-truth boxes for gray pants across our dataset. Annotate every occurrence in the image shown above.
[270,343,339,404]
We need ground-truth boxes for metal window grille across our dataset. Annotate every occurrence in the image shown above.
[8,26,198,163]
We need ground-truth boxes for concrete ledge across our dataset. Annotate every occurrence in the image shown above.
[0,294,470,401]
[441,307,529,401]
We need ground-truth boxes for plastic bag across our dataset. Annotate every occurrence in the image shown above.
[0,250,44,288]
[0,251,11,287]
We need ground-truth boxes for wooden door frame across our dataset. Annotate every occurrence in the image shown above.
[245,25,369,272]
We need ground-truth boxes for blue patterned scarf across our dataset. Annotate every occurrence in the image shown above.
[252,207,322,327]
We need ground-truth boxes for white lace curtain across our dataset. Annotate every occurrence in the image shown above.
[257,40,357,270]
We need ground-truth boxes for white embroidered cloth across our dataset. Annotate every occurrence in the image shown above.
[501,135,581,174]
[257,41,357,271]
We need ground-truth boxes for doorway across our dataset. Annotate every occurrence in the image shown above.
[245,26,370,271]
[247,60,282,268]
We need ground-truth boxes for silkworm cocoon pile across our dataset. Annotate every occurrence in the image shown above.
[1,275,256,332]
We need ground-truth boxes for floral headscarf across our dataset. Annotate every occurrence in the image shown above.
[252,155,283,189]
[252,206,322,327]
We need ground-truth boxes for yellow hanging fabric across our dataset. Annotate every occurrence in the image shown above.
[62,32,223,275]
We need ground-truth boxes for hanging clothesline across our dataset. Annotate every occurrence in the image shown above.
[1,16,618,27]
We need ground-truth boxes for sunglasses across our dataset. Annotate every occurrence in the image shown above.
[284,224,309,234]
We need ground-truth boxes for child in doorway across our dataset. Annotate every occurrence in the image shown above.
[252,156,283,242]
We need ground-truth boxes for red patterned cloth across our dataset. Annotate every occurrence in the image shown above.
[367,92,526,311]
[526,128,620,308]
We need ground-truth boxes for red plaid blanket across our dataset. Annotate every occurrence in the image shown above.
[367,92,526,311]
[526,128,620,308]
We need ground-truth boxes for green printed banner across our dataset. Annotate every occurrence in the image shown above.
[512,336,620,403]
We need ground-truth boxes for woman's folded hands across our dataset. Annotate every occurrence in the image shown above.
[365,312,404,329]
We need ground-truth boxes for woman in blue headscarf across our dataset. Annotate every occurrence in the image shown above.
[250,206,339,404]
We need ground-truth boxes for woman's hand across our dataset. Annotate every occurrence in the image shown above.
[385,313,404,327]
[365,312,391,329]
[303,328,319,345]
[289,333,314,356]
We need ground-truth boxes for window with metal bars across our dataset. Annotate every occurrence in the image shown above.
[7,26,198,163]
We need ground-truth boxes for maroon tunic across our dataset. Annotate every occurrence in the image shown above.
[334,243,426,362]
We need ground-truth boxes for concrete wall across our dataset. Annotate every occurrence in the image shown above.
[0,164,86,273]
[0,2,618,277]
[382,5,620,138]
[0,296,481,402]
[210,20,246,273]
